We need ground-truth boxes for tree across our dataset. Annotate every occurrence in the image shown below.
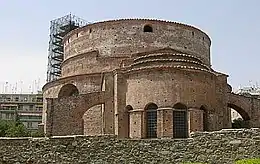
[0,120,12,137]
[0,120,29,137]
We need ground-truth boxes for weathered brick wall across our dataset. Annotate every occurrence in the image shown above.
[46,93,105,136]
[61,51,126,77]
[228,93,260,128]
[189,108,204,132]
[83,104,103,135]
[0,129,260,164]
[63,19,211,66]
[125,68,225,132]
[126,69,215,108]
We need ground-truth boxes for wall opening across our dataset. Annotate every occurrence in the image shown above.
[200,105,209,131]
[125,105,133,138]
[173,103,188,138]
[126,105,133,111]
[228,104,250,128]
[143,25,153,32]
[58,84,79,98]
[145,103,158,138]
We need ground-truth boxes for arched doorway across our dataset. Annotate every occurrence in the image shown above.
[173,103,188,138]
[228,103,250,128]
[58,84,79,98]
[145,103,158,138]
[200,105,209,131]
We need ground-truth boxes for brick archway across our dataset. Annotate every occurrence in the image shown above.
[228,93,251,121]
[46,92,105,136]
[227,103,250,121]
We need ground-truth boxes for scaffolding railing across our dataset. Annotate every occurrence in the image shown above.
[46,14,89,82]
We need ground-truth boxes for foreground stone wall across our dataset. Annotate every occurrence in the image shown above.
[0,129,260,164]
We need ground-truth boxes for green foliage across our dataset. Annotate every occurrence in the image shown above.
[182,162,205,164]
[0,120,13,136]
[232,118,249,128]
[0,120,29,137]
[236,158,260,164]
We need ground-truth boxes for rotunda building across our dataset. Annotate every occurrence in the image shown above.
[42,19,258,138]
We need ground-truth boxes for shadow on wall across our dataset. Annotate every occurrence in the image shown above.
[58,84,79,98]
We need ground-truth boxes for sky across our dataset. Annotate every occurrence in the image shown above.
[0,0,259,93]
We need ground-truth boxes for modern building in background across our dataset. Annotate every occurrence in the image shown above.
[0,92,43,131]
[235,86,260,98]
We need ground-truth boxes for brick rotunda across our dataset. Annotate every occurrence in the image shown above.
[42,19,260,138]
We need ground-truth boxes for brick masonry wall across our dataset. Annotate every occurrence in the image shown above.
[83,104,103,135]
[125,68,226,132]
[126,69,218,109]
[61,51,126,77]
[64,19,211,66]
[0,129,260,164]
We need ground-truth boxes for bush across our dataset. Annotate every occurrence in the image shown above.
[0,120,29,137]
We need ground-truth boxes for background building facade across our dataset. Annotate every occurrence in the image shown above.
[0,92,43,131]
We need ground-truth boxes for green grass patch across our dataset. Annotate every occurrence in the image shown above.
[182,162,205,164]
[236,158,260,164]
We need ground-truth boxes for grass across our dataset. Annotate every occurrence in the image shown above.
[182,162,204,164]
[182,158,260,164]
[235,158,260,164]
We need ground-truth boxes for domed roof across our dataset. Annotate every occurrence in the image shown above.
[125,49,211,73]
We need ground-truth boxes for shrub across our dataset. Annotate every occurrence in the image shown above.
[0,120,29,137]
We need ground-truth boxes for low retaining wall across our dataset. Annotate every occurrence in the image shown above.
[0,129,260,164]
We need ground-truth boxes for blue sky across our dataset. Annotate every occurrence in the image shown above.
[0,0,259,93]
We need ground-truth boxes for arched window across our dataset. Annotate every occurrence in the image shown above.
[125,105,133,111]
[145,103,158,138]
[173,103,188,138]
[143,25,153,32]
[58,84,79,98]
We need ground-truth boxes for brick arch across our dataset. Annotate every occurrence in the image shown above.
[173,103,187,109]
[228,93,251,121]
[228,103,250,121]
[76,92,105,117]
[144,103,158,110]
[46,92,105,136]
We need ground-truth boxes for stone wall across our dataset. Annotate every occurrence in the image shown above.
[1,129,260,164]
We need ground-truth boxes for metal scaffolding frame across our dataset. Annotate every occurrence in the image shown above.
[46,14,88,82]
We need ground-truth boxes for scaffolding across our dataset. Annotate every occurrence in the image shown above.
[47,14,88,82]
